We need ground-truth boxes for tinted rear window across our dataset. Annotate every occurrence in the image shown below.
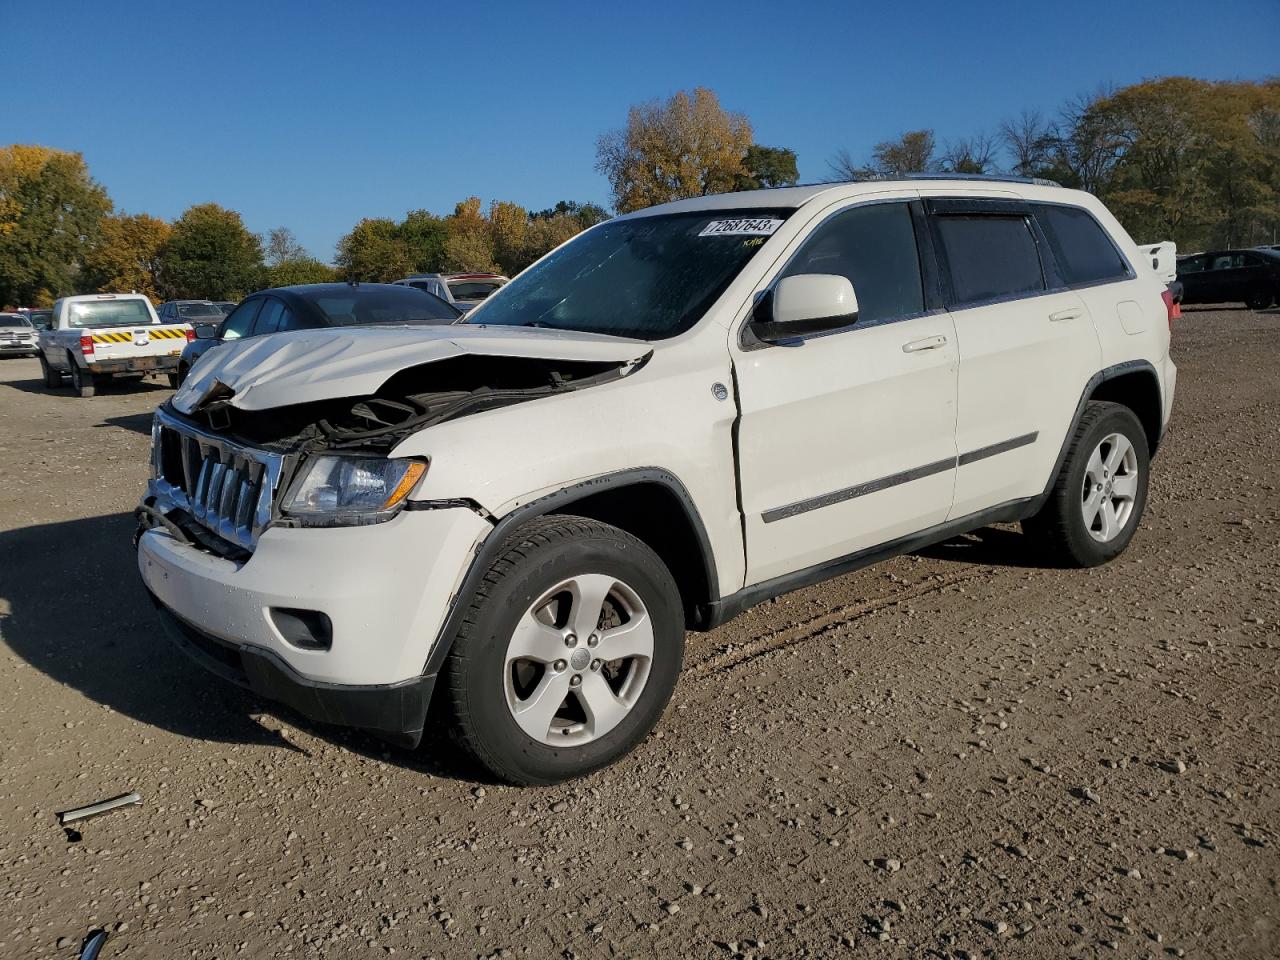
[0,315,31,328]
[66,299,153,328]
[176,302,224,319]
[448,280,502,300]
[1036,204,1130,285]
[308,285,460,325]
[935,216,1045,305]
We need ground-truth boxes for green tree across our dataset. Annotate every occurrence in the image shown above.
[0,145,110,305]
[531,200,610,228]
[266,256,336,287]
[596,87,754,212]
[735,145,799,190]
[82,212,171,301]
[399,209,448,273]
[335,218,412,282]
[159,203,264,299]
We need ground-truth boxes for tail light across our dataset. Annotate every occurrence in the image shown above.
[184,327,195,342]
[79,334,95,359]
[1161,288,1180,330]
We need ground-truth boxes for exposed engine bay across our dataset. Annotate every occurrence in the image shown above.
[173,353,644,454]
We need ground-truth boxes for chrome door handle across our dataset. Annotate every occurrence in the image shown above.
[902,335,947,353]
[1049,308,1084,322]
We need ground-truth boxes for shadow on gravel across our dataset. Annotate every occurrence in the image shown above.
[98,413,155,436]
[0,374,171,399]
[913,525,1046,569]
[0,511,478,781]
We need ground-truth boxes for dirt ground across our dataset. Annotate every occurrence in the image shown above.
[0,307,1277,960]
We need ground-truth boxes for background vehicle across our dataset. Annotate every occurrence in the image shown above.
[25,309,52,331]
[139,178,1177,785]
[393,272,508,312]
[0,312,38,356]
[213,301,237,315]
[176,282,461,385]
[38,293,191,397]
[158,300,227,327]
[1176,248,1280,309]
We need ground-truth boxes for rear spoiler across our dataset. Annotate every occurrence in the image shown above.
[1143,241,1178,284]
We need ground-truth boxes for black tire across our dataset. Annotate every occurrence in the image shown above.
[1023,401,1150,567]
[1246,289,1275,311]
[69,360,97,398]
[38,354,61,388]
[444,515,684,785]
[167,371,180,389]
[175,362,189,388]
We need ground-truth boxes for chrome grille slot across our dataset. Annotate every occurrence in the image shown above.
[148,408,285,551]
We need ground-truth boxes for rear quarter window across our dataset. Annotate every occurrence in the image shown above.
[934,215,1045,306]
[1035,204,1131,285]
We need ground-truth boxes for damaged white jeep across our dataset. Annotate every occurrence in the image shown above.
[137,178,1177,784]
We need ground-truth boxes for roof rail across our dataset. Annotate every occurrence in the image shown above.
[855,172,1062,188]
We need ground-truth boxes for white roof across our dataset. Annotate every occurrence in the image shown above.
[617,178,1096,219]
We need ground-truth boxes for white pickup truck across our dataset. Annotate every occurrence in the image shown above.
[38,293,193,397]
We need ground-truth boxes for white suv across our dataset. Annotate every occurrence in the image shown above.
[137,177,1177,784]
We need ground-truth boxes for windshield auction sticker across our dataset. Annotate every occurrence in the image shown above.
[698,218,784,237]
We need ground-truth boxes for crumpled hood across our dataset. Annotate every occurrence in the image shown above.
[171,325,651,413]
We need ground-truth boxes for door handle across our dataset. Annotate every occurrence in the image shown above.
[902,335,947,353]
[1049,308,1084,322]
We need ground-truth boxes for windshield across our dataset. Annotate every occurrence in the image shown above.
[176,302,224,319]
[467,210,791,339]
[66,299,153,328]
[307,285,461,326]
[0,315,31,328]
[447,280,503,301]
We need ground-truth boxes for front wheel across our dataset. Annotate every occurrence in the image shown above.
[444,515,684,785]
[1023,401,1150,567]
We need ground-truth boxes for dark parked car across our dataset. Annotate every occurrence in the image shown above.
[213,301,237,315]
[25,309,53,331]
[175,282,461,385]
[157,300,226,326]
[1176,249,1280,310]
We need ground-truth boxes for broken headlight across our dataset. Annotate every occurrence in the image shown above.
[282,455,427,525]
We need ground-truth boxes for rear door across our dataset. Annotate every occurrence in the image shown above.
[926,198,1102,518]
[734,195,960,584]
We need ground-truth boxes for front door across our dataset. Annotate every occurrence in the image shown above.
[734,198,959,586]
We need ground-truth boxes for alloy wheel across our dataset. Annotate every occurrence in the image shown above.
[504,574,653,746]
[1081,432,1139,542]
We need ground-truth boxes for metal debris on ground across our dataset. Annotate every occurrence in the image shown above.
[79,929,109,959]
[56,792,142,826]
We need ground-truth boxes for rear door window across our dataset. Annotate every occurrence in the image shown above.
[251,299,286,336]
[934,215,1045,306]
[1035,204,1130,285]
[779,201,924,325]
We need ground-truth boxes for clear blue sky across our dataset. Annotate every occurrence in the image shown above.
[3,0,1276,262]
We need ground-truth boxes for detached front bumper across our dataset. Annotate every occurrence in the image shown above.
[137,506,492,743]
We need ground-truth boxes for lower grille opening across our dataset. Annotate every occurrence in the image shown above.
[269,608,333,651]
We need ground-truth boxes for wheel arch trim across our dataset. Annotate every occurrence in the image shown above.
[1033,359,1162,513]
[419,467,719,679]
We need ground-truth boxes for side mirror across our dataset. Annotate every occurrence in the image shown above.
[194,323,218,340]
[750,274,859,344]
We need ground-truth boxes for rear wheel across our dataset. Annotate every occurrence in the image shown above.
[1022,401,1149,567]
[1246,288,1275,311]
[174,362,189,388]
[445,515,684,785]
[69,361,98,398]
[39,354,61,388]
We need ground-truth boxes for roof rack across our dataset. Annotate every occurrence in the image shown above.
[854,172,1062,188]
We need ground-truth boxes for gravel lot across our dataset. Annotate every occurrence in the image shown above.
[1,307,1277,960]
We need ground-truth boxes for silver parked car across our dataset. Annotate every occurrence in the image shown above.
[392,272,508,313]
[0,312,38,357]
